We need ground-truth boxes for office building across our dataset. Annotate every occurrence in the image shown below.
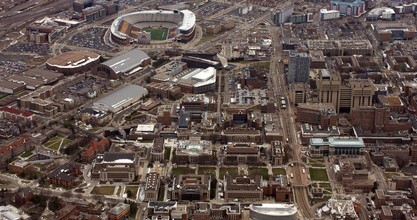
[287,51,310,84]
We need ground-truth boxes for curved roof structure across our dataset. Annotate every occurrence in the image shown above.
[46,51,100,69]
[110,10,196,40]
[249,203,297,219]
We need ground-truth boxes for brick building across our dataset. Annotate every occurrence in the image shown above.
[47,163,81,188]
[296,103,338,129]
[224,175,263,202]
[108,203,130,220]
[151,137,165,162]
[145,172,160,201]
[81,138,109,163]
[172,175,211,201]
[91,153,138,182]
[224,143,260,165]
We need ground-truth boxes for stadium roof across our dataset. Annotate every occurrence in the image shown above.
[110,10,196,40]
[179,10,196,32]
[101,49,149,74]
[93,84,148,112]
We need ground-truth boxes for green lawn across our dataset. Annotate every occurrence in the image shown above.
[143,28,168,40]
[171,167,194,176]
[165,147,171,161]
[251,61,271,70]
[158,184,165,201]
[248,167,269,179]
[91,186,115,195]
[44,136,71,151]
[310,163,326,167]
[384,172,401,179]
[125,186,139,199]
[20,150,33,158]
[198,166,216,177]
[0,179,10,186]
[272,168,287,175]
[219,167,238,178]
[309,168,329,181]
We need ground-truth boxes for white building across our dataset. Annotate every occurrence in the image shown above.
[249,203,298,220]
[320,9,340,20]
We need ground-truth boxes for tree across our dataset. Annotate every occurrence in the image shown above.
[210,178,217,199]
[48,197,60,211]
[126,189,133,198]
[31,195,47,207]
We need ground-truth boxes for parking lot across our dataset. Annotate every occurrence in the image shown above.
[4,43,50,55]
[68,27,112,51]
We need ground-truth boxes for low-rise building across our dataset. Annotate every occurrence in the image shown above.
[224,143,260,165]
[333,157,374,193]
[173,136,216,165]
[224,175,263,202]
[91,152,138,182]
[194,202,242,220]
[47,163,81,188]
[263,175,292,202]
[0,136,31,168]
[296,103,337,129]
[56,204,78,220]
[0,107,37,122]
[270,141,285,165]
[145,172,160,201]
[147,201,177,219]
[108,203,130,220]
[81,138,109,163]
[300,124,341,145]
[309,137,365,157]
[172,175,211,201]
[151,137,165,162]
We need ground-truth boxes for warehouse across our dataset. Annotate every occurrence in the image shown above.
[92,84,148,113]
[93,49,151,79]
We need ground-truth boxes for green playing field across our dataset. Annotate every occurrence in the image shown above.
[143,28,168,40]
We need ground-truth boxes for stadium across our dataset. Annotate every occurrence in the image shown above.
[110,10,196,45]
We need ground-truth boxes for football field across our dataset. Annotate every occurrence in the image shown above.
[143,28,169,40]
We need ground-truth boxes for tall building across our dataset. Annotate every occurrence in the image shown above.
[272,7,294,25]
[317,70,341,110]
[317,71,375,113]
[330,0,366,17]
[287,51,310,84]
